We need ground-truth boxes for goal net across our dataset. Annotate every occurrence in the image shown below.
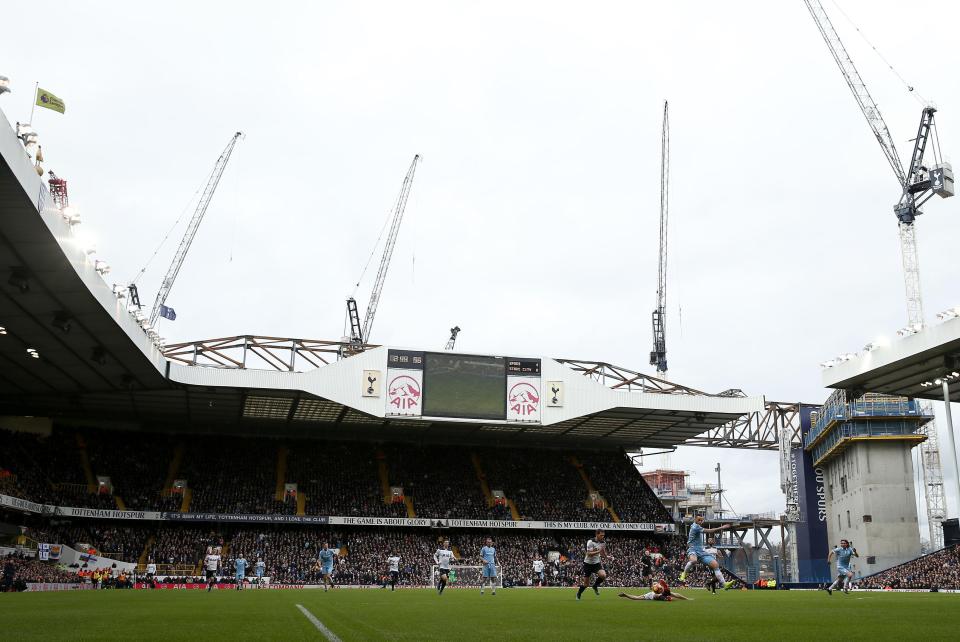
[430,565,503,589]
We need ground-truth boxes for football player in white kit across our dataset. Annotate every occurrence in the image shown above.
[576,529,612,600]
[203,546,221,592]
[387,551,401,591]
[434,539,455,595]
[533,555,545,587]
[145,558,157,589]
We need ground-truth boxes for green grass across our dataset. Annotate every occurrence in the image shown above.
[2,587,959,641]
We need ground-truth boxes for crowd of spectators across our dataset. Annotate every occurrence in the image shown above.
[1,428,674,526]
[477,448,609,522]
[287,443,406,518]
[578,453,673,523]
[0,430,65,503]
[178,437,280,514]
[30,523,151,562]
[148,526,222,568]
[859,545,960,590]
[387,446,490,520]
[1,553,77,590]
[6,517,752,591]
[86,430,175,511]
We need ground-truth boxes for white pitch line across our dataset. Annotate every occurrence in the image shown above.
[296,603,343,642]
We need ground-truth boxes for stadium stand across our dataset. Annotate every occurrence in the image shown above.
[2,425,716,590]
[859,544,960,590]
[386,446,491,520]
[10,520,744,589]
[476,448,608,522]
[2,553,77,586]
[85,430,175,511]
[0,428,673,525]
[286,442,406,518]
[577,453,674,523]
[177,436,279,514]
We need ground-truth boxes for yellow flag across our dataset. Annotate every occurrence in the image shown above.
[35,88,66,114]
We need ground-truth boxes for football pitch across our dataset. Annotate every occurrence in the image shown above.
[2,587,958,641]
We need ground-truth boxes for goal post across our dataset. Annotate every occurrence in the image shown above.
[430,565,503,588]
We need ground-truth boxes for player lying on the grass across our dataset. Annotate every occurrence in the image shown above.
[618,580,691,602]
[679,515,736,591]
[826,539,860,595]
[479,537,497,595]
[313,542,339,593]
[434,539,454,595]
[576,529,613,600]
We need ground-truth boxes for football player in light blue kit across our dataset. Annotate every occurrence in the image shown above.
[234,555,248,591]
[316,542,337,592]
[679,515,736,590]
[826,539,859,595]
[479,537,498,596]
[254,557,266,588]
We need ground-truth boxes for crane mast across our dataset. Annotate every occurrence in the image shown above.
[149,132,242,327]
[804,0,954,549]
[650,100,669,376]
[347,155,420,348]
[444,326,461,350]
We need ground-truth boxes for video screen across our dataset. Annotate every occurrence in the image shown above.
[422,353,506,420]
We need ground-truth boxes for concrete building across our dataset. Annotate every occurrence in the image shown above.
[807,392,930,574]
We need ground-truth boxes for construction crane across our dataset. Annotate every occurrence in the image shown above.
[346,155,420,349]
[444,326,461,350]
[649,100,669,376]
[804,0,955,548]
[149,132,242,327]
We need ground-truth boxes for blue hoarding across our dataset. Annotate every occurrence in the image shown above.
[791,404,831,583]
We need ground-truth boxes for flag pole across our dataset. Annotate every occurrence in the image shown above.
[29,82,38,124]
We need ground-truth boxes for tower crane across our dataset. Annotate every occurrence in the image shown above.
[444,326,461,350]
[149,132,243,327]
[649,100,669,376]
[804,0,955,548]
[346,155,420,350]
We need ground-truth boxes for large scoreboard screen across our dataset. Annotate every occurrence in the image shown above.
[422,353,506,420]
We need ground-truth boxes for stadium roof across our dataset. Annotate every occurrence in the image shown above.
[0,108,765,449]
[821,318,960,403]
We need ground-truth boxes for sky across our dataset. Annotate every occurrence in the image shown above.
[3,0,959,530]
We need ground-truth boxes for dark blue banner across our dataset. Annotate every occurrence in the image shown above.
[162,512,328,524]
[791,404,830,583]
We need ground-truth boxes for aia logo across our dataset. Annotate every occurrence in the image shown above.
[509,382,540,416]
[388,375,421,410]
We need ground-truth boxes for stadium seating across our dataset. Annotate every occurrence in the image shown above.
[0,428,672,525]
[286,442,407,518]
[859,544,960,590]
[15,521,712,588]
[387,446,491,520]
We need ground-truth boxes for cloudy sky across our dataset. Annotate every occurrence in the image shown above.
[3,1,959,529]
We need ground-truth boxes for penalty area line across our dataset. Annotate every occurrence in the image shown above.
[296,604,343,642]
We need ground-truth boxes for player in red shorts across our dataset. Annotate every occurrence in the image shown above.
[618,579,691,602]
